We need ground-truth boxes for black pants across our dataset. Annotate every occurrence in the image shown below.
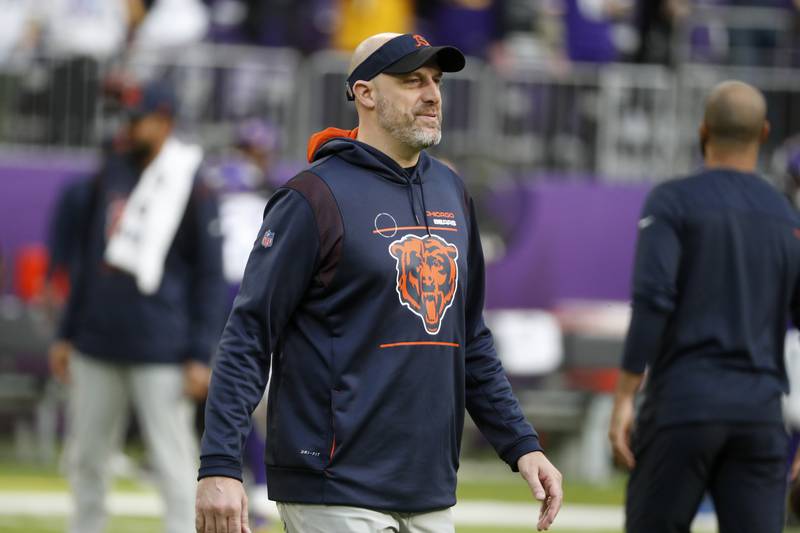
[626,423,788,533]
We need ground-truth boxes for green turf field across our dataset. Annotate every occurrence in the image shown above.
[1,518,798,533]
[0,459,627,504]
[0,516,624,533]
[0,458,797,533]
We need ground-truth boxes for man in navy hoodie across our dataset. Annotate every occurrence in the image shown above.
[609,81,799,532]
[48,82,226,533]
[196,33,563,533]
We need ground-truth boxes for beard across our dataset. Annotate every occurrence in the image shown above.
[376,93,442,150]
[127,138,158,169]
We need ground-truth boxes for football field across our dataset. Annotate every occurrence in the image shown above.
[0,458,797,533]
[0,518,620,533]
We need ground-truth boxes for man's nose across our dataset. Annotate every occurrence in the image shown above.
[422,81,441,105]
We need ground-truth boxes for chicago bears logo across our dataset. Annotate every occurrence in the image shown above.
[389,234,459,335]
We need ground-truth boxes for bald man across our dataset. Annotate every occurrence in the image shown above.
[609,80,798,533]
[195,33,562,533]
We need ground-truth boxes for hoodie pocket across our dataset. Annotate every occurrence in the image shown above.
[266,377,332,471]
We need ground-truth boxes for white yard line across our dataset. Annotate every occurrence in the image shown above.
[0,491,718,531]
[452,501,717,531]
[0,492,162,517]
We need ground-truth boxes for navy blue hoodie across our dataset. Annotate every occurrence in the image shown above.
[199,129,542,512]
[622,168,800,433]
[58,151,226,365]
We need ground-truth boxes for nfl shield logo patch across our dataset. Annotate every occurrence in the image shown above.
[261,229,275,248]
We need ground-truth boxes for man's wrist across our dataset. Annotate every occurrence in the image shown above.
[516,450,544,469]
[502,436,544,472]
[614,369,645,400]
[614,389,636,402]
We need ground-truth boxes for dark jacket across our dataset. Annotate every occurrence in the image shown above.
[623,168,800,429]
[58,151,226,364]
[199,129,542,512]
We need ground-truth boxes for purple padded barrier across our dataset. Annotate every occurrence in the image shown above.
[0,152,99,288]
[1,152,651,308]
[0,152,303,290]
[485,181,650,309]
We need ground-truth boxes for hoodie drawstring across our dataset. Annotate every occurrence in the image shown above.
[406,172,431,236]
[406,184,421,226]
[418,178,431,236]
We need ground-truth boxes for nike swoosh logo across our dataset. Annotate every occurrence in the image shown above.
[638,216,655,230]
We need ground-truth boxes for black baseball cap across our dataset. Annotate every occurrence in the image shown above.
[346,34,466,101]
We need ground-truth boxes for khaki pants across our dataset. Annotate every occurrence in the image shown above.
[65,352,197,533]
[277,503,454,533]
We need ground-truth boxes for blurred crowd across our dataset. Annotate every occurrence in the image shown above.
[0,0,799,72]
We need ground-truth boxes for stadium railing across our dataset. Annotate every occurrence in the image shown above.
[1,43,800,183]
[673,4,796,67]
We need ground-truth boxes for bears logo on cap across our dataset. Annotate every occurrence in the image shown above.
[413,34,431,48]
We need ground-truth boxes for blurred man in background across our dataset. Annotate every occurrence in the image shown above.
[609,80,797,533]
[781,139,800,209]
[205,118,277,285]
[204,118,279,531]
[196,32,562,533]
[48,81,225,533]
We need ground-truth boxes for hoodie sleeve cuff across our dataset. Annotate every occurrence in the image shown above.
[56,314,74,341]
[501,436,544,472]
[186,341,214,365]
[198,455,243,482]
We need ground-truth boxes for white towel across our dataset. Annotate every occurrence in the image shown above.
[104,137,203,294]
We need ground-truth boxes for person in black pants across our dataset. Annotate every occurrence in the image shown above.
[609,80,799,533]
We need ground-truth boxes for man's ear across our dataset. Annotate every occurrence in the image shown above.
[698,122,709,144]
[354,80,376,110]
[761,120,770,143]
[698,122,709,157]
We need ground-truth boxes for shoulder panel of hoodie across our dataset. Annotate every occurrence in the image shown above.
[284,170,344,289]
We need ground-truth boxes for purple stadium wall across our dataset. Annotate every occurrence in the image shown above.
[0,154,650,306]
[484,182,648,309]
[0,153,98,289]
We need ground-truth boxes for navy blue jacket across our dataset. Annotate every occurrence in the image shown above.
[199,131,542,512]
[622,168,800,429]
[58,152,226,365]
[47,177,93,280]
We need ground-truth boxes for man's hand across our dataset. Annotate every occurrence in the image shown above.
[196,476,251,533]
[49,340,73,384]
[609,395,636,469]
[184,361,211,401]
[517,451,563,531]
[608,370,644,470]
[791,445,800,481]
